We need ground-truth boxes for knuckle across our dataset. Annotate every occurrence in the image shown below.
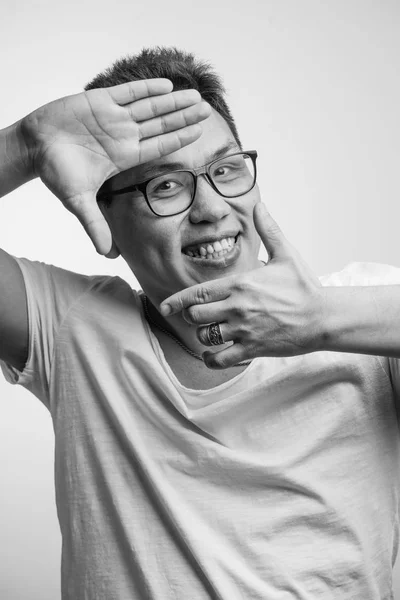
[126,105,136,123]
[227,298,247,322]
[175,296,186,312]
[157,136,165,157]
[195,287,212,304]
[181,108,189,127]
[235,321,247,336]
[126,84,137,103]
[137,122,144,141]
[160,116,168,134]
[233,278,248,293]
[171,92,178,112]
[150,100,158,118]
[230,303,244,319]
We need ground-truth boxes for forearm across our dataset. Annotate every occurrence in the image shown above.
[320,285,400,358]
[0,120,36,198]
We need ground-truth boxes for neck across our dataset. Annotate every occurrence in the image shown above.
[144,294,227,359]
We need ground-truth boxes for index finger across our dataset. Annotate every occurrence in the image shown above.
[106,79,174,105]
[160,280,231,316]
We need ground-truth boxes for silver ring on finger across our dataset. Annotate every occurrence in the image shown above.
[207,322,225,346]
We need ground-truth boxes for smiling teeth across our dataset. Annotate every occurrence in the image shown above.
[185,236,236,258]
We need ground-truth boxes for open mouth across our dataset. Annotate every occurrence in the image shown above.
[182,233,240,260]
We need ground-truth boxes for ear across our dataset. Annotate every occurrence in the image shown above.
[98,198,121,260]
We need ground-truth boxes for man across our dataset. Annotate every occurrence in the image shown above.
[1,47,400,599]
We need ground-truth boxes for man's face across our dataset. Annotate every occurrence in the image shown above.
[102,109,262,304]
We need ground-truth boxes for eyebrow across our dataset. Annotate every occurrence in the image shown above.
[138,140,240,181]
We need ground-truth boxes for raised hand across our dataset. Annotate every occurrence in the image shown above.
[20,79,210,255]
[160,202,327,368]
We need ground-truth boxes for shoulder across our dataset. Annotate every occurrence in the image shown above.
[318,261,400,287]
[10,255,143,336]
[14,255,138,301]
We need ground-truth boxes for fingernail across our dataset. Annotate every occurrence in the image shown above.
[160,304,171,316]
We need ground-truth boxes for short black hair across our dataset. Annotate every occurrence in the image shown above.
[85,46,241,147]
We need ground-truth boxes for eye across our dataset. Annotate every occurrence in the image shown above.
[152,179,180,194]
[211,161,243,180]
[213,166,229,177]
[155,180,175,192]
[148,176,186,199]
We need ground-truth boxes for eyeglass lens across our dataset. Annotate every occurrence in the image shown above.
[146,153,255,216]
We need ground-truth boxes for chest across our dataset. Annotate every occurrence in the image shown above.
[154,329,248,389]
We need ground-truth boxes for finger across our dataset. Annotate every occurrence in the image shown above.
[139,102,211,140]
[97,199,120,259]
[105,239,120,260]
[160,279,232,317]
[203,343,247,370]
[66,192,113,255]
[197,322,233,346]
[128,89,202,122]
[253,201,290,259]
[182,298,229,325]
[138,124,204,164]
[106,79,173,105]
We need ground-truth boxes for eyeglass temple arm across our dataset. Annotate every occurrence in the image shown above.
[97,182,143,200]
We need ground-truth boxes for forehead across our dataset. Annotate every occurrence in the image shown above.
[111,109,239,189]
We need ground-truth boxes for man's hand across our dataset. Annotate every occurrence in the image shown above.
[160,202,327,368]
[19,79,210,255]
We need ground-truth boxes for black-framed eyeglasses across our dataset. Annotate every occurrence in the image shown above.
[97,150,258,217]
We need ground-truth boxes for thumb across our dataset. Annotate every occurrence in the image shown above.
[105,240,121,260]
[68,192,114,256]
[253,202,288,259]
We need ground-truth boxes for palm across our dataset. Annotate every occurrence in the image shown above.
[29,91,142,205]
[20,80,209,254]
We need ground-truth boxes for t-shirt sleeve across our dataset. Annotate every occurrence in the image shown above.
[319,261,400,409]
[0,256,98,411]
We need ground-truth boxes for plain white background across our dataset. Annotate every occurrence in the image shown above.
[1,0,400,598]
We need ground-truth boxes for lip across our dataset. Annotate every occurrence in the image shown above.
[183,234,242,269]
[182,231,240,253]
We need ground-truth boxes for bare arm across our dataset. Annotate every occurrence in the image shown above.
[0,250,28,372]
[0,122,33,371]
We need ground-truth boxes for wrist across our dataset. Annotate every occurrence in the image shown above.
[0,119,36,197]
[14,117,36,179]
[314,287,335,352]
[316,286,380,355]
[306,287,332,353]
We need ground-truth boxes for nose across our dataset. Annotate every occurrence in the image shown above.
[188,175,231,224]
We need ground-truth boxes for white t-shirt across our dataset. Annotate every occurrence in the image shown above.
[2,257,400,600]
